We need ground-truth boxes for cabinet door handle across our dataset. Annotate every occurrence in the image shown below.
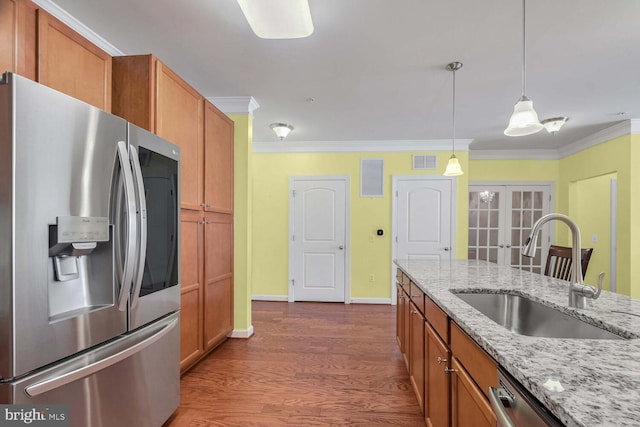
[499,244,504,248]
[444,367,457,373]
[506,244,512,248]
[437,356,447,364]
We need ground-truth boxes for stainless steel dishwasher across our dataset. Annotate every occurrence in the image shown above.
[489,368,564,426]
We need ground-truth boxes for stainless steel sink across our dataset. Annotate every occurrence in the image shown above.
[452,291,624,340]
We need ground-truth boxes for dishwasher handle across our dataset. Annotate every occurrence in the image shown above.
[489,386,517,427]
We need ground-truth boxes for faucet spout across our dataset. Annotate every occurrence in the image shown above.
[521,213,592,309]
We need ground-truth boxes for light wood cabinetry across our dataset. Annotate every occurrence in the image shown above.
[112,56,235,373]
[409,301,425,413]
[426,323,451,427]
[204,101,234,214]
[203,213,234,350]
[0,0,111,111]
[179,212,204,370]
[451,357,497,427]
[37,10,111,111]
[0,0,37,80]
[396,271,498,427]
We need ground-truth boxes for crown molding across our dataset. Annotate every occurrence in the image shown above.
[469,149,559,160]
[33,0,124,56]
[558,120,637,158]
[208,96,260,117]
[253,139,473,153]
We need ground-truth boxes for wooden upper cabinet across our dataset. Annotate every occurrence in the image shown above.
[37,10,111,111]
[0,0,37,80]
[112,55,205,211]
[204,100,234,214]
[156,62,204,211]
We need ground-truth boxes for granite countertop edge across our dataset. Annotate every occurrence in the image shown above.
[394,259,640,427]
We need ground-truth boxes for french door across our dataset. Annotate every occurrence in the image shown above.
[468,184,553,273]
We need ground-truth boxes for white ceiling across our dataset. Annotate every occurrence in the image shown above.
[46,0,640,152]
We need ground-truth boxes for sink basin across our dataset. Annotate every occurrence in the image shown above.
[452,291,624,340]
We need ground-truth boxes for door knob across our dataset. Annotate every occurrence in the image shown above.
[444,247,450,251]
[339,245,344,250]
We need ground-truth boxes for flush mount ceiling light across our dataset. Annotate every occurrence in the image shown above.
[270,123,294,141]
[236,0,314,39]
[541,117,569,135]
[444,61,464,177]
[504,0,543,137]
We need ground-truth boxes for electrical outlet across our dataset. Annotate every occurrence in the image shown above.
[369,274,375,282]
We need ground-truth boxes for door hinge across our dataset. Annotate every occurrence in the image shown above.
[292,279,295,287]
[395,236,398,243]
[292,235,295,241]
[292,190,296,197]
[395,190,398,197]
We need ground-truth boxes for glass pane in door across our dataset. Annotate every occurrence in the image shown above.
[509,190,545,273]
[468,190,501,263]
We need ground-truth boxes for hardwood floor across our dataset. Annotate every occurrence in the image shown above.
[166,301,424,426]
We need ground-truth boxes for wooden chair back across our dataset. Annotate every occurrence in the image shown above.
[544,245,593,281]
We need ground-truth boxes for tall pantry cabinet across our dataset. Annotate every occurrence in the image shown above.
[112,55,234,372]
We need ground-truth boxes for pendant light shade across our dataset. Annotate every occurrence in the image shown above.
[443,61,464,177]
[504,95,543,136]
[504,0,542,137]
[444,154,463,176]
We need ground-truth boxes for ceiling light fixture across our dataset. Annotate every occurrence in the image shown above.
[236,0,314,39]
[444,61,464,177]
[541,117,569,135]
[504,0,543,137]
[270,123,294,141]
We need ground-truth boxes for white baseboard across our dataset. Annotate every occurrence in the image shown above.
[252,295,289,301]
[350,297,392,305]
[228,325,254,339]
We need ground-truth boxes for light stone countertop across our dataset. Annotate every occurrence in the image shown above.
[394,259,640,427]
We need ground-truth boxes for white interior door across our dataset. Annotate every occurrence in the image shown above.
[290,177,348,302]
[394,177,454,262]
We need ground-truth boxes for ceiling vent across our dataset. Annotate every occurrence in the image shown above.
[413,154,437,170]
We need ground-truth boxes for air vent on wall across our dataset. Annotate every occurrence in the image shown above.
[361,158,384,197]
[413,154,437,170]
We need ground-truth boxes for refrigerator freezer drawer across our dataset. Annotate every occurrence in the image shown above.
[0,312,180,427]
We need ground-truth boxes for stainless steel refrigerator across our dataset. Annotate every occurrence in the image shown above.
[0,72,181,426]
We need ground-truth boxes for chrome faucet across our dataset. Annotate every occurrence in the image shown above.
[522,213,602,309]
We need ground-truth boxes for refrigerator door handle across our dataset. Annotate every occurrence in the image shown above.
[24,315,178,397]
[129,145,147,308]
[116,141,138,311]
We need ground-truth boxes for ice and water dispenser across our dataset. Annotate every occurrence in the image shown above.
[48,216,113,320]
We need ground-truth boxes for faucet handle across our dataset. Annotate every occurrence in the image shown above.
[583,272,604,300]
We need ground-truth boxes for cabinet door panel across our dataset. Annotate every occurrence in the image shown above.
[426,324,450,427]
[204,277,233,350]
[451,357,496,427]
[396,284,404,351]
[204,101,234,214]
[409,302,425,413]
[204,214,233,281]
[402,288,411,370]
[37,10,111,111]
[156,62,203,211]
[180,213,203,371]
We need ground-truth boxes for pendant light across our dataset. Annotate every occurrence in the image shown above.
[504,0,543,136]
[444,61,464,177]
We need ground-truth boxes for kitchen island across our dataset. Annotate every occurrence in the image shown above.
[395,259,640,427]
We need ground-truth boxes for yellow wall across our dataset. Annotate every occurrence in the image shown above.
[558,135,634,297]
[569,173,616,290]
[251,151,469,300]
[230,114,252,332]
[468,159,560,182]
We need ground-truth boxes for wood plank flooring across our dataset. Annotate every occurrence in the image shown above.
[165,301,424,426]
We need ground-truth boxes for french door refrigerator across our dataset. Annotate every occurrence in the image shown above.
[0,72,181,426]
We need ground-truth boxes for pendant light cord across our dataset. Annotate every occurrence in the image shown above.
[452,67,456,153]
[522,0,527,97]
